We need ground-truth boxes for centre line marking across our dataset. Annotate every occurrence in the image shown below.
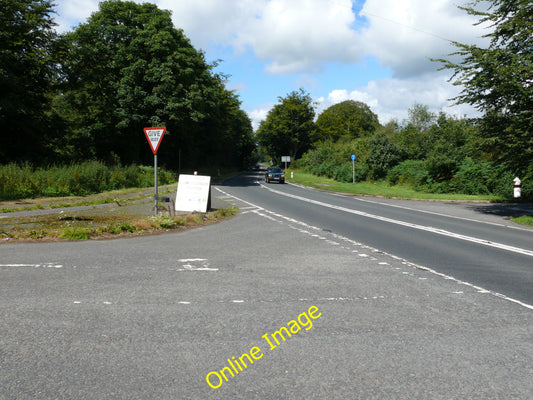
[260,185,533,258]
[214,186,533,311]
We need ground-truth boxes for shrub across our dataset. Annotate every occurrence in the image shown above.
[0,162,176,200]
[333,164,353,183]
[452,158,493,195]
[387,160,430,188]
[367,134,403,180]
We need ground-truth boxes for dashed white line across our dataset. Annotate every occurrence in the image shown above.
[215,186,533,311]
[0,263,63,268]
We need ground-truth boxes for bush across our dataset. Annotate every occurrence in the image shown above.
[333,164,353,183]
[387,160,430,188]
[0,162,177,200]
[367,134,404,180]
[451,158,493,195]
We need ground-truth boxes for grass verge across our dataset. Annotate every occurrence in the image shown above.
[287,170,502,202]
[0,207,238,242]
[510,215,533,227]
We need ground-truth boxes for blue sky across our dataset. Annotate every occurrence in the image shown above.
[53,0,491,130]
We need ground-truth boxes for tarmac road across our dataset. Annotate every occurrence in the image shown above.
[1,174,532,399]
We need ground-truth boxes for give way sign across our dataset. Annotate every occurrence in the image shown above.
[143,127,166,154]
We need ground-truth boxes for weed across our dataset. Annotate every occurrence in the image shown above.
[150,215,179,229]
[511,215,533,226]
[59,227,91,240]
[119,221,136,232]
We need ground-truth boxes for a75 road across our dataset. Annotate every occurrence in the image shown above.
[1,172,532,399]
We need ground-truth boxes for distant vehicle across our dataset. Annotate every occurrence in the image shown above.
[265,167,285,184]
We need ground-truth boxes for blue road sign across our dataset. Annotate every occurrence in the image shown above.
[351,154,356,161]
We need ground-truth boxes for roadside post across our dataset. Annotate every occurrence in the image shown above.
[143,127,166,215]
[514,177,521,199]
[351,154,356,184]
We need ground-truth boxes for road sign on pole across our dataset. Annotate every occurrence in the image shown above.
[143,127,166,155]
[351,155,356,184]
[281,156,291,171]
[144,127,166,215]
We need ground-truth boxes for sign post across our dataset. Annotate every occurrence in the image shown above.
[143,127,166,215]
[281,156,291,171]
[351,154,356,184]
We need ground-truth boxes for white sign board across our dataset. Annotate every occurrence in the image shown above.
[175,174,211,213]
[281,156,291,162]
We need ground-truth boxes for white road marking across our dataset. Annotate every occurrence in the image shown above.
[215,187,533,311]
[261,184,533,257]
[0,263,63,268]
[288,182,532,232]
[176,258,218,271]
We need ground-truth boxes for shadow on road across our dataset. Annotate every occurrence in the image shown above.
[218,171,263,187]
[465,202,533,218]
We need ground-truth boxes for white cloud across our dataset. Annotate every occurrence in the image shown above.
[242,0,361,74]
[247,105,274,131]
[159,0,265,49]
[54,0,99,32]
[358,0,492,78]
[317,72,481,124]
[160,0,361,74]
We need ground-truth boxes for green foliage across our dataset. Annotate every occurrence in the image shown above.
[1,0,254,170]
[315,100,380,142]
[299,100,530,199]
[387,160,430,188]
[59,227,91,240]
[257,89,315,162]
[0,161,176,200]
[367,134,404,180]
[451,158,493,195]
[0,0,59,163]
[150,215,180,229]
[435,0,533,174]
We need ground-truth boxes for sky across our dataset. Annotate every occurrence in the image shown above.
[52,0,492,130]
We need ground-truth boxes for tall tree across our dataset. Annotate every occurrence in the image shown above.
[58,0,238,167]
[315,100,380,142]
[0,0,58,162]
[256,89,315,163]
[436,0,532,174]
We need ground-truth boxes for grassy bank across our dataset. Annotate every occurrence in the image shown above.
[0,206,237,242]
[510,215,533,227]
[0,161,176,200]
[287,170,503,202]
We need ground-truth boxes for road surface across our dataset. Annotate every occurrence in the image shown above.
[1,172,532,399]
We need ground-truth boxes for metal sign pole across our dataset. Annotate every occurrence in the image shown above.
[351,154,356,184]
[154,154,158,216]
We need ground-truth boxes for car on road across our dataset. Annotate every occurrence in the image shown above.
[265,167,285,184]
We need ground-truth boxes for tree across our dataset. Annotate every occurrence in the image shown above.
[0,0,58,163]
[315,100,380,142]
[57,0,252,168]
[436,0,532,174]
[256,89,315,163]
[367,134,404,180]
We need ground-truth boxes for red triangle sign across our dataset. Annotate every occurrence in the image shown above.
[144,127,166,154]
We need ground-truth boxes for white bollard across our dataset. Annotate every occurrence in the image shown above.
[513,177,521,198]
[291,171,294,179]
